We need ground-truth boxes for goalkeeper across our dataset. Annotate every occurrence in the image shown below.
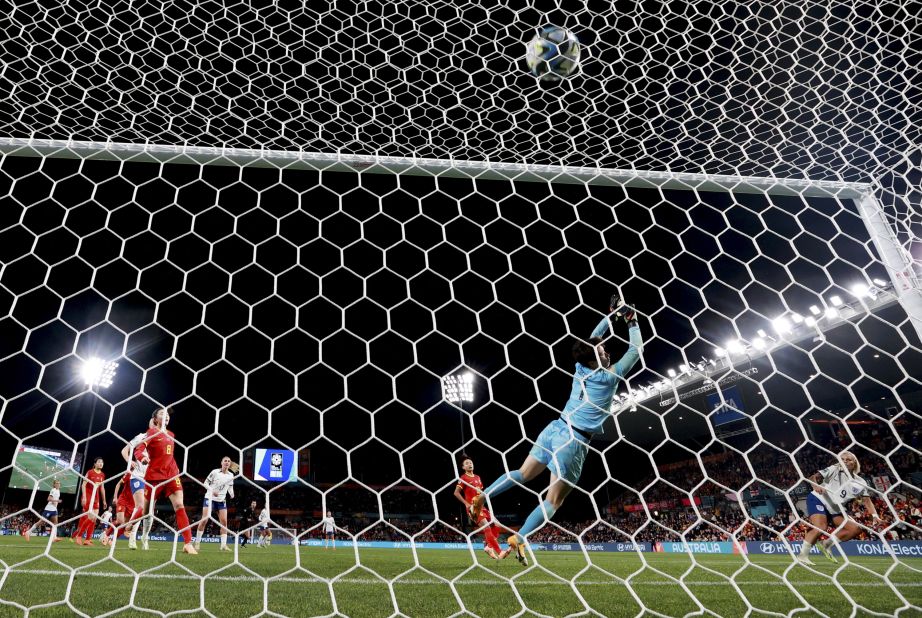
[472,295,643,564]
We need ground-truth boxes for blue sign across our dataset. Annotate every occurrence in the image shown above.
[706,385,746,426]
[655,541,741,554]
[254,448,297,482]
[747,540,922,558]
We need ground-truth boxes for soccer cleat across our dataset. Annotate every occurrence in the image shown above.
[470,494,485,523]
[128,539,137,550]
[818,542,838,563]
[83,539,94,546]
[194,541,201,551]
[142,539,149,551]
[100,537,108,546]
[796,555,815,566]
[498,548,511,560]
[484,547,499,560]
[508,535,528,567]
[182,543,198,555]
[219,546,231,552]
[73,537,83,546]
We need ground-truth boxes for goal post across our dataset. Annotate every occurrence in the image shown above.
[1,140,920,616]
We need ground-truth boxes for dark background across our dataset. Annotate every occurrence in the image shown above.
[0,0,919,528]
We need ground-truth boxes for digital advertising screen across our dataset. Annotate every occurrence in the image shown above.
[8,445,83,494]
[252,448,298,483]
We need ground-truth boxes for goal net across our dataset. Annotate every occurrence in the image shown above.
[0,1,920,617]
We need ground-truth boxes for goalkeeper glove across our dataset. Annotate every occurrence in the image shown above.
[610,295,637,326]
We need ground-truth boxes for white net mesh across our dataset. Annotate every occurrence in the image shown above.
[0,0,920,616]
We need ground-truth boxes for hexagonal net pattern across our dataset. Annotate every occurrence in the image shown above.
[0,151,920,616]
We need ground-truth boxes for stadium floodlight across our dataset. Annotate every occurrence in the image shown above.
[441,371,475,403]
[791,313,804,324]
[679,364,689,373]
[772,317,792,334]
[756,329,768,338]
[805,316,817,327]
[873,278,888,287]
[752,337,767,350]
[713,347,726,357]
[726,339,746,355]
[81,357,118,389]
[830,295,843,307]
[825,307,839,318]
[851,283,870,298]
[666,368,677,378]
[809,305,822,315]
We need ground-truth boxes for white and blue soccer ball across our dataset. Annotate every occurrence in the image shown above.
[525,25,581,82]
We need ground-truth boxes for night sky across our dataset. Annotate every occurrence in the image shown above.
[0,0,919,525]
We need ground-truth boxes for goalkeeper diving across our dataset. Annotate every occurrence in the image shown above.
[472,295,643,564]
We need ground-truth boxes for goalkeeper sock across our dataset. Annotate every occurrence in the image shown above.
[175,507,192,544]
[483,470,524,499]
[517,500,557,540]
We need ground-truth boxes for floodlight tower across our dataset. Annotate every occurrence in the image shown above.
[442,371,475,443]
[75,357,118,506]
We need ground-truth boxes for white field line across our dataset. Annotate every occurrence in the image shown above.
[2,569,920,588]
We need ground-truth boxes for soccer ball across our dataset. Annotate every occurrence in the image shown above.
[525,25,581,82]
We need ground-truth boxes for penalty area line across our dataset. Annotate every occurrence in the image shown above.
[2,569,920,588]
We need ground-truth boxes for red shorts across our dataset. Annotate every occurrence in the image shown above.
[82,494,100,510]
[149,476,183,501]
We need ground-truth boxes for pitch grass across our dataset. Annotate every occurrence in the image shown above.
[0,537,920,617]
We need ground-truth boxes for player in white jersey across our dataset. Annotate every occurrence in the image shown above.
[321,511,336,549]
[798,450,881,565]
[121,432,152,550]
[25,479,63,542]
[195,457,239,551]
[257,503,271,547]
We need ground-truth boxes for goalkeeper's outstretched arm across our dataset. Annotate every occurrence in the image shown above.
[589,295,643,378]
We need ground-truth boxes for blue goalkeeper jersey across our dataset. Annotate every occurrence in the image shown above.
[561,316,643,434]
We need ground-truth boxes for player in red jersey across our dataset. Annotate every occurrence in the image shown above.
[73,457,106,546]
[454,458,511,560]
[101,473,136,546]
[134,407,197,555]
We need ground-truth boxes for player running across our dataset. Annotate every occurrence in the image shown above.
[195,456,239,551]
[321,511,336,549]
[797,451,881,565]
[24,479,63,542]
[121,431,151,550]
[134,407,197,555]
[101,473,137,546]
[454,458,511,560]
[73,457,107,546]
[239,500,258,548]
[257,502,271,547]
[472,296,642,565]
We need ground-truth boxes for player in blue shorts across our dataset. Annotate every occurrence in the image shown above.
[472,295,643,565]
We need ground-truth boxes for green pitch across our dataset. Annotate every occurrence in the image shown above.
[0,537,919,617]
[8,451,80,493]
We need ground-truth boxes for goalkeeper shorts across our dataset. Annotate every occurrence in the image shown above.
[529,419,590,485]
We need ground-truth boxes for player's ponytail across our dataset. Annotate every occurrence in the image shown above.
[228,460,240,474]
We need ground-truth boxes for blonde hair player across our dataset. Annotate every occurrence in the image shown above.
[195,457,239,551]
[798,450,882,565]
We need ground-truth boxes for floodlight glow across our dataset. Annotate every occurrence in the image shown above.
[825,307,839,318]
[726,339,745,355]
[713,347,726,358]
[81,357,118,388]
[772,317,792,334]
[756,329,768,338]
[752,337,766,350]
[872,278,888,287]
[809,305,821,315]
[441,372,475,403]
[830,295,843,307]
[666,368,677,378]
[851,283,869,298]
[805,316,817,327]
[679,364,689,373]
[791,313,804,324]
